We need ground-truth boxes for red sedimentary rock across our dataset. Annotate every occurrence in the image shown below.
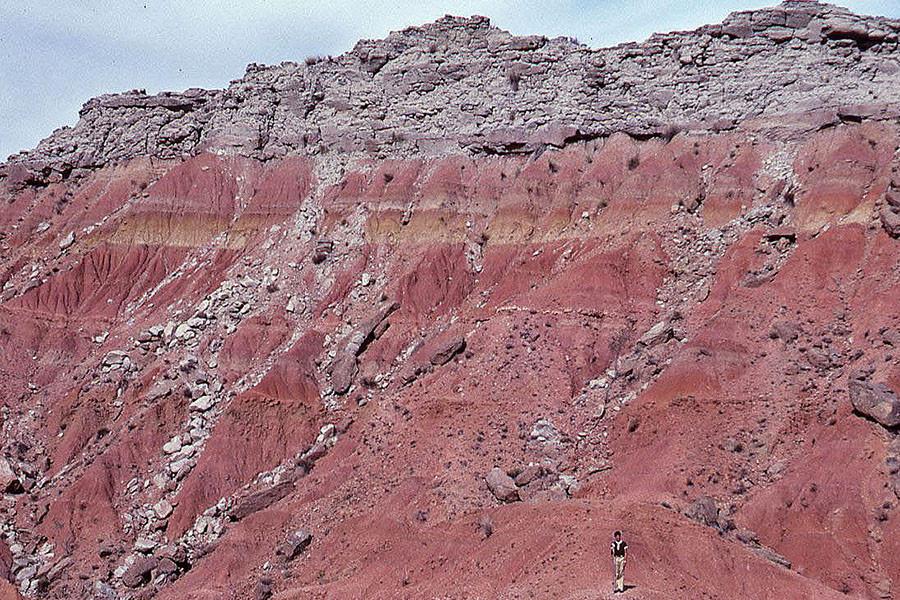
[1,3,900,599]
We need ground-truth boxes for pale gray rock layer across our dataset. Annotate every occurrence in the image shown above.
[3,1,900,185]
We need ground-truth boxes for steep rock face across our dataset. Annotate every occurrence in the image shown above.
[3,1,900,183]
[1,3,900,600]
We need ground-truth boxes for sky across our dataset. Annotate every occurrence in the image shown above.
[1,1,898,160]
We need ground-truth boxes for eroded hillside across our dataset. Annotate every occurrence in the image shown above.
[1,2,899,599]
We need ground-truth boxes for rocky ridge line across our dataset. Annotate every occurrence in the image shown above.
[2,1,900,189]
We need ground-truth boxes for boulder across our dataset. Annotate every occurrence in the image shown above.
[153,499,173,520]
[189,395,215,412]
[684,496,720,528]
[330,302,399,395]
[849,378,900,428]
[230,480,295,521]
[430,337,466,366]
[121,556,158,588]
[881,205,900,238]
[752,545,792,569]
[276,529,312,560]
[58,231,75,250]
[638,316,677,348]
[514,464,543,487]
[330,353,358,396]
[0,458,22,494]
[134,537,158,553]
[769,320,800,344]
[485,468,520,503]
[156,557,178,575]
[162,437,182,454]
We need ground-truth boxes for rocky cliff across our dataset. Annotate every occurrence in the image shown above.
[1,2,900,599]
[4,0,900,181]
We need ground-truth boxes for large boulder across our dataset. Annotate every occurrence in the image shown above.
[685,496,720,527]
[881,205,900,238]
[430,337,466,366]
[276,529,313,561]
[0,458,22,494]
[121,556,158,588]
[330,302,399,394]
[485,468,520,503]
[685,496,733,532]
[849,378,900,428]
[638,318,674,348]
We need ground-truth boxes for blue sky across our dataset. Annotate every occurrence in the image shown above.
[1,1,898,160]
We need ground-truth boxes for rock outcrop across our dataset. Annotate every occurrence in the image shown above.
[849,376,900,428]
[3,2,900,187]
[1,3,900,600]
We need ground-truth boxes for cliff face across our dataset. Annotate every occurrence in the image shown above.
[1,3,900,600]
[4,0,900,180]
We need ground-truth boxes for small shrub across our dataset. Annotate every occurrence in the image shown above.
[627,155,640,171]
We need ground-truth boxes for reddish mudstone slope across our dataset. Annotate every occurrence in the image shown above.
[1,3,900,599]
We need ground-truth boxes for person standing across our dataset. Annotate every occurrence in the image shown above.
[610,530,628,593]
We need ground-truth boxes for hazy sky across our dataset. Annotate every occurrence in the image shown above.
[2,1,898,160]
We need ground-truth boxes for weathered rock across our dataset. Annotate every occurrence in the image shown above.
[58,231,75,250]
[255,578,273,600]
[230,480,295,521]
[430,337,466,366]
[0,458,22,494]
[330,302,399,394]
[881,205,900,238]
[770,321,801,344]
[39,556,73,584]
[638,318,675,348]
[121,556,158,588]
[485,468,520,503]
[530,419,561,445]
[276,529,312,560]
[685,496,720,528]
[93,581,117,599]
[153,499,174,520]
[751,545,792,569]
[849,378,900,428]
[156,557,178,575]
